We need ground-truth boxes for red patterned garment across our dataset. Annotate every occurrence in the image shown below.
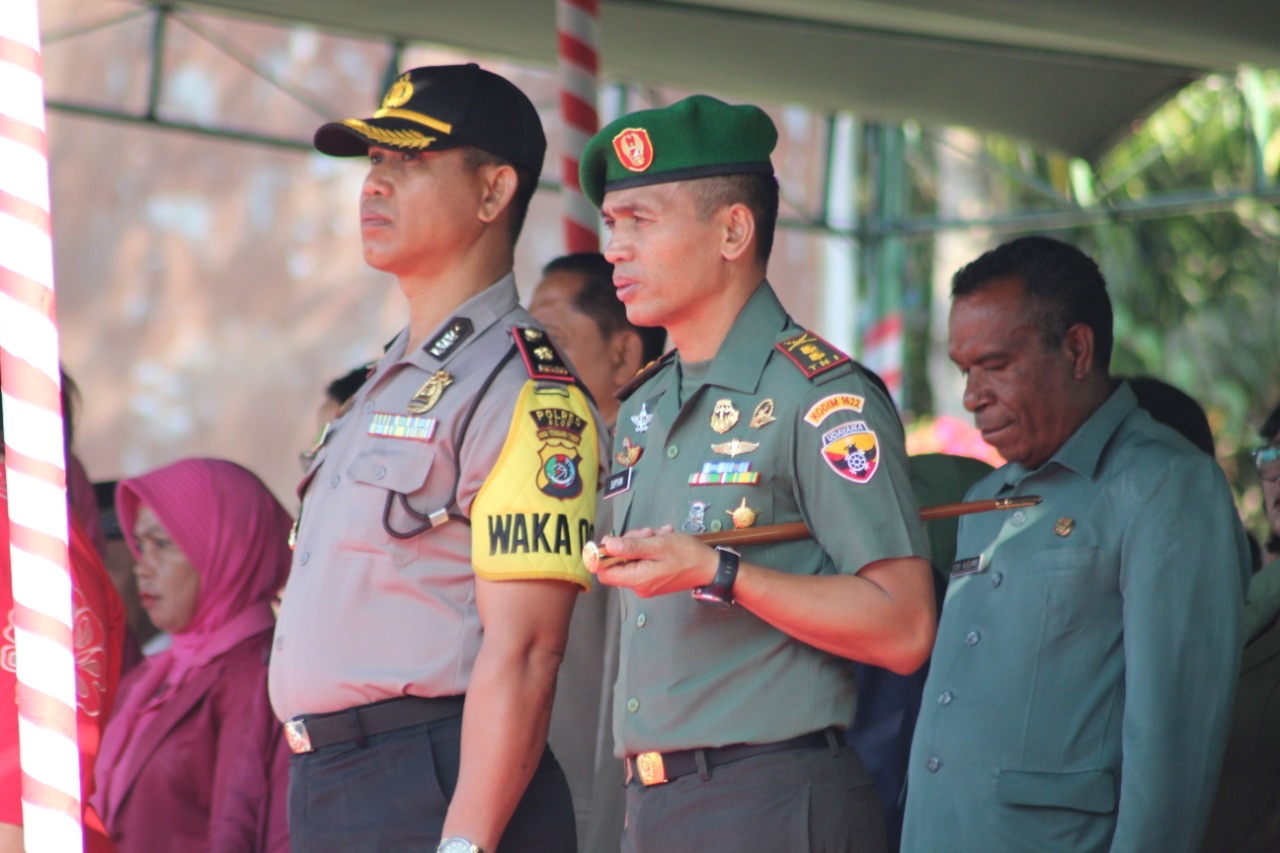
[0,469,127,852]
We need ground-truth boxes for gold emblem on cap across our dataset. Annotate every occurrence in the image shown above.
[727,497,758,530]
[711,437,759,458]
[1054,517,1075,537]
[612,128,655,173]
[749,399,776,429]
[407,370,453,414]
[710,399,740,434]
[381,74,414,110]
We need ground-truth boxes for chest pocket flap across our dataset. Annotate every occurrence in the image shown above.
[347,440,437,495]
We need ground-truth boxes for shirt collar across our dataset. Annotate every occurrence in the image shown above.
[1001,380,1135,487]
[387,272,520,368]
[695,281,790,394]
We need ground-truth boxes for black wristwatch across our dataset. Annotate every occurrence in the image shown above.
[692,546,741,607]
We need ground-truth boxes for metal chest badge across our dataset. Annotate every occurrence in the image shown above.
[1054,517,1075,537]
[710,399,740,434]
[614,436,643,468]
[683,500,711,533]
[727,498,758,529]
[631,403,653,434]
[749,399,776,429]
[710,437,759,458]
[407,370,453,414]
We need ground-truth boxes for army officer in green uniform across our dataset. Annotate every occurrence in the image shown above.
[580,96,937,852]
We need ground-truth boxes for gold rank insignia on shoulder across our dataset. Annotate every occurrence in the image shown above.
[1054,517,1075,537]
[711,437,759,458]
[749,399,776,429]
[512,326,574,383]
[776,330,852,379]
[710,399,740,434]
[407,370,453,414]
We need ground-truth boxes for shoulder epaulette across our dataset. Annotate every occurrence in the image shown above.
[615,350,677,402]
[511,326,576,383]
[775,329,852,381]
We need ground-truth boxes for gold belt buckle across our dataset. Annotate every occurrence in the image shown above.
[285,720,314,754]
[635,751,668,786]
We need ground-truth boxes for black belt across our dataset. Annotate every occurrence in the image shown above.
[285,695,464,754]
[624,728,838,786]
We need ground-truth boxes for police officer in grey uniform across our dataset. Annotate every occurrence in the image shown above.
[579,96,937,852]
[269,65,602,853]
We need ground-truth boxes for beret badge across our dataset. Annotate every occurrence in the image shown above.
[612,128,654,173]
[381,75,414,110]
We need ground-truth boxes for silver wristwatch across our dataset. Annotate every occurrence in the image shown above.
[437,838,483,853]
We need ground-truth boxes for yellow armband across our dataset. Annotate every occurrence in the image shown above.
[471,381,599,589]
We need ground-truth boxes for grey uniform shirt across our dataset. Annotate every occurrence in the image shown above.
[270,275,601,721]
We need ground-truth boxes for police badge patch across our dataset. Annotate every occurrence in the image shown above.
[531,408,588,499]
[820,420,879,483]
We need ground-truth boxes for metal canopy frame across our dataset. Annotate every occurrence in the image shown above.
[45,5,1277,243]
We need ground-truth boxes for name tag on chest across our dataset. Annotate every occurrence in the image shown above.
[603,468,633,499]
[950,555,987,578]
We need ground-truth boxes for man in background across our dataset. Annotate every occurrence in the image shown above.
[529,252,664,851]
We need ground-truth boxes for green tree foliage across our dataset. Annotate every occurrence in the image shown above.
[1081,69,1280,540]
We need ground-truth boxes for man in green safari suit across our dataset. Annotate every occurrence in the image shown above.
[903,236,1251,852]
[580,95,937,852]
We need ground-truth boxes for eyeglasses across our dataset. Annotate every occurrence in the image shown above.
[1255,446,1280,482]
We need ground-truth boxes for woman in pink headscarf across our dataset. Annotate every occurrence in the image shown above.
[93,458,292,852]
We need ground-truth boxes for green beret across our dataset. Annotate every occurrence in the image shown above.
[580,95,777,208]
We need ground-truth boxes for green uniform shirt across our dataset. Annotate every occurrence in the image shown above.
[607,282,928,756]
[904,382,1250,853]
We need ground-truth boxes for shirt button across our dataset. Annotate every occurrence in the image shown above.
[636,613,647,628]
[666,445,679,459]
[709,519,723,532]
[1011,510,1026,526]
[938,691,953,706]
[965,630,981,646]
[627,698,640,713]
[374,466,387,479]
[298,552,310,565]
[329,474,340,488]
[363,401,374,413]
[275,636,284,651]
[926,756,941,773]
[991,572,1003,588]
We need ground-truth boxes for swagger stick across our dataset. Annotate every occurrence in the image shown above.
[582,495,1041,572]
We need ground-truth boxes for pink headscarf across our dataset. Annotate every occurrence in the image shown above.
[115,457,292,657]
[95,458,292,822]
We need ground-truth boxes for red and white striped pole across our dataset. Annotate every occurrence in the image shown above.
[557,0,600,253]
[0,3,83,851]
